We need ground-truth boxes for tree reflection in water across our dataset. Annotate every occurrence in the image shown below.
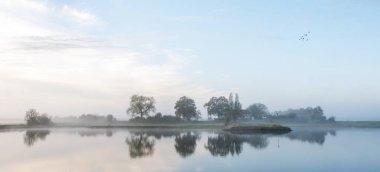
[205,133,272,156]
[77,129,114,138]
[284,129,336,145]
[205,134,244,156]
[174,132,199,158]
[244,135,269,149]
[23,130,50,147]
[128,129,181,140]
[126,134,155,158]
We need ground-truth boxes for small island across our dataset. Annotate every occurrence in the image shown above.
[223,124,292,134]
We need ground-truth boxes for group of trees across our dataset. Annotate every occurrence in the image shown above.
[125,131,199,158]
[203,93,242,125]
[52,114,116,123]
[78,114,116,123]
[126,94,335,124]
[270,106,335,123]
[127,95,201,122]
[127,93,242,125]
[24,109,52,126]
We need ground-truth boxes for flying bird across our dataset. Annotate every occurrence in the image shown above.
[299,31,310,41]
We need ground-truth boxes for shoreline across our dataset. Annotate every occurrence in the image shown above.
[1,121,380,130]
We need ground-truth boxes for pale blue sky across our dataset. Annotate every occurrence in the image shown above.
[0,0,379,120]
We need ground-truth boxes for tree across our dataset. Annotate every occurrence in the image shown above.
[127,95,156,118]
[204,96,230,119]
[106,114,114,123]
[155,112,162,118]
[246,103,269,120]
[25,109,51,126]
[174,96,199,121]
[204,94,242,125]
[224,93,242,125]
[328,116,336,123]
[25,109,39,125]
[229,93,242,121]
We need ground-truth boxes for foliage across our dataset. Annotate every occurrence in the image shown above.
[155,112,162,118]
[227,93,242,124]
[270,106,331,123]
[106,114,115,123]
[204,96,230,119]
[53,114,117,123]
[127,95,156,118]
[328,116,336,123]
[246,103,269,120]
[25,109,52,126]
[204,93,242,125]
[79,114,109,122]
[174,96,199,121]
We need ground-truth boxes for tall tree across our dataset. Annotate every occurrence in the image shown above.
[246,103,268,120]
[127,95,156,118]
[232,93,242,121]
[225,93,242,125]
[204,93,242,125]
[174,96,199,121]
[204,96,230,119]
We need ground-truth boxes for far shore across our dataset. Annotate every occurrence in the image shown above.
[1,121,380,130]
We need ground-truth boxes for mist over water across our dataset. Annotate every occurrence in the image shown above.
[1,128,379,172]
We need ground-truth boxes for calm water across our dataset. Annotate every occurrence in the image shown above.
[0,127,379,172]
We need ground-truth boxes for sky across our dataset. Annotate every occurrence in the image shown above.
[0,0,379,120]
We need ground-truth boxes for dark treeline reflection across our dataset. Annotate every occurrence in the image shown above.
[174,132,200,158]
[204,129,337,156]
[205,133,269,157]
[126,130,201,158]
[20,128,337,157]
[205,134,243,156]
[127,129,182,139]
[23,130,50,147]
[77,129,113,138]
[126,133,155,158]
[283,129,336,145]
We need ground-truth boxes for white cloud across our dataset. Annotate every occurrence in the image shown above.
[61,5,99,25]
[0,0,221,119]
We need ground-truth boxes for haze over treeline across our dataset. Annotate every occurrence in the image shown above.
[0,0,379,120]
[47,94,335,126]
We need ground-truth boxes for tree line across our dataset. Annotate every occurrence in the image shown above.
[126,94,335,125]
[25,93,335,126]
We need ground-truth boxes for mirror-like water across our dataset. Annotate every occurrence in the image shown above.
[0,128,379,172]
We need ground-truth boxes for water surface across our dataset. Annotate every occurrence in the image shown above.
[0,127,379,172]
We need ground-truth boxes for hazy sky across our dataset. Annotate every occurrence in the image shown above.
[0,0,379,120]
